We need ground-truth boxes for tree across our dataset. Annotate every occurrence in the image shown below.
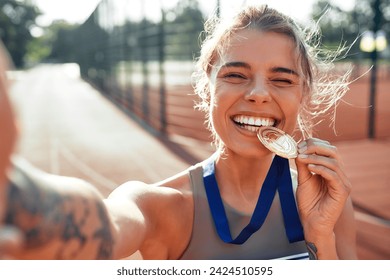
[311,0,390,60]
[0,0,41,67]
[47,20,80,63]
[165,0,205,59]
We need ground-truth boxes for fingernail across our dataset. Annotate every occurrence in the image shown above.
[298,153,308,159]
[297,141,306,148]
[298,145,307,153]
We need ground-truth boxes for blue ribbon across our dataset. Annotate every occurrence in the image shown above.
[203,155,304,244]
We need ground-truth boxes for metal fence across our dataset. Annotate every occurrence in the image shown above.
[74,0,211,141]
[73,0,390,142]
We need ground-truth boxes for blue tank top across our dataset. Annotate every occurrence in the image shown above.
[179,162,308,260]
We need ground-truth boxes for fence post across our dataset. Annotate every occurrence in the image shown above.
[124,21,134,111]
[368,0,382,139]
[159,9,167,134]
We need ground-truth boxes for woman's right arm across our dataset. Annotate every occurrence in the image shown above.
[0,157,147,260]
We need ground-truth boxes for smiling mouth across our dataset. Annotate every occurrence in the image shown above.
[232,115,277,132]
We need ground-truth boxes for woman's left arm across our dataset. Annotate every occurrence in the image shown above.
[334,196,357,259]
[294,138,357,260]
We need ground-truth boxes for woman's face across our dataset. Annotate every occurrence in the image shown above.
[208,29,303,157]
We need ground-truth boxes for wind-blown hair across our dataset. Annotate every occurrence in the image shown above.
[192,5,351,142]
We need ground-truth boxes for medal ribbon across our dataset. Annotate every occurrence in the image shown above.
[203,154,304,244]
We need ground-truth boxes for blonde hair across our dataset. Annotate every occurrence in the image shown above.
[192,5,351,142]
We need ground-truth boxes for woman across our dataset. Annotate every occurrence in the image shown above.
[0,5,357,259]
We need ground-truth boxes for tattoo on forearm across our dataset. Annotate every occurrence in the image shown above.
[5,180,67,249]
[4,169,114,259]
[93,201,114,259]
[305,241,318,260]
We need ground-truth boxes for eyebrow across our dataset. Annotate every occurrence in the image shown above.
[220,61,251,70]
[219,62,299,77]
[271,67,299,77]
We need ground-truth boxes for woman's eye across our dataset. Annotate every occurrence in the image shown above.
[272,78,293,85]
[223,73,247,82]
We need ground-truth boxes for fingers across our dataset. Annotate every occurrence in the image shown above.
[295,138,351,193]
[294,156,313,186]
[298,138,339,161]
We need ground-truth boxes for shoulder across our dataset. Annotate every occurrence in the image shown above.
[109,180,190,212]
[109,166,193,202]
[121,169,193,220]
[107,170,194,259]
[108,178,192,227]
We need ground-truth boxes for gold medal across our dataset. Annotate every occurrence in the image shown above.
[257,127,298,159]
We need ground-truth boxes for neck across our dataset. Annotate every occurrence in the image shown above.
[214,149,274,210]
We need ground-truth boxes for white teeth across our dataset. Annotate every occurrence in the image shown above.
[233,115,275,126]
[233,115,276,132]
[247,125,257,132]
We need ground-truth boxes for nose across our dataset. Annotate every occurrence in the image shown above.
[244,79,272,103]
